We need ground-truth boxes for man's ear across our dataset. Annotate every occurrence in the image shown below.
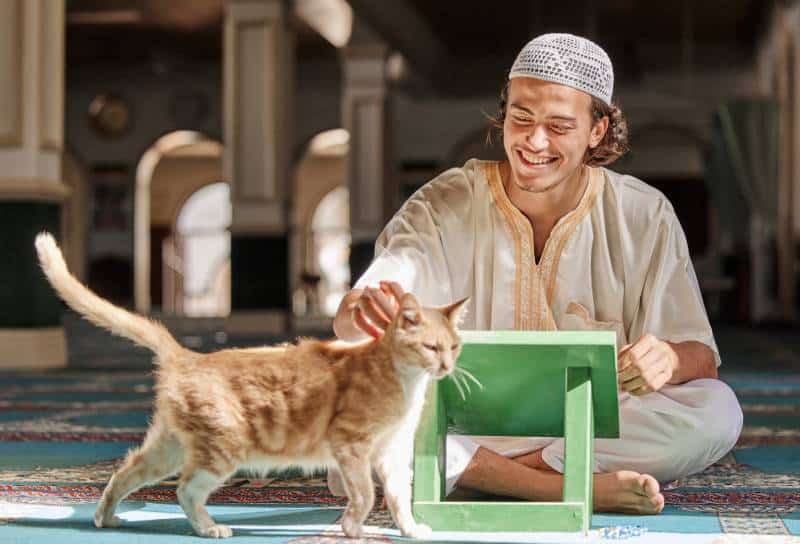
[442,297,470,327]
[589,116,609,149]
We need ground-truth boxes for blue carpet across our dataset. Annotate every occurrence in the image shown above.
[0,442,135,471]
[1,352,799,540]
[2,503,344,544]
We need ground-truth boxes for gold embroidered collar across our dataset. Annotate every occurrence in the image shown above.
[485,161,605,330]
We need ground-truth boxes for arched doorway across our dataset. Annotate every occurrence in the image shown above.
[309,186,350,316]
[169,182,231,317]
[290,129,349,320]
[134,130,224,313]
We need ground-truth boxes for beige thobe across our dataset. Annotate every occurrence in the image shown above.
[355,159,742,487]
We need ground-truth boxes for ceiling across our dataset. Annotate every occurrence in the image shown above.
[66,0,773,95]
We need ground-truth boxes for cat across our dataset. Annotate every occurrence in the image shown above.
[34,232,466,539]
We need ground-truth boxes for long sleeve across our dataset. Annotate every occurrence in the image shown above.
[353,166,478,308]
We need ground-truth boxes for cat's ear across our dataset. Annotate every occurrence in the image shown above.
[442,297,470,326]
[399,293,422,328]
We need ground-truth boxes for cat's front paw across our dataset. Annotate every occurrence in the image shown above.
[198,524,233,538]
[341,515,363,539]
[401,522,432,540]
[93,511,122,528]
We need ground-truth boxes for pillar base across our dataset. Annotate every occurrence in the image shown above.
[0,326,67,369]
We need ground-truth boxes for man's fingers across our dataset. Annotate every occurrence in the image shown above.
[630,383,652,396]
[380,280,405,305]
[616,343,634,371]
[358,295,391,329]
[367,286,397,320]
[618,362,641,383]
[621,376,646,393]
[352,306,382,339]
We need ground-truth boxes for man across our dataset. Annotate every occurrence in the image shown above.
[332,33,743,514]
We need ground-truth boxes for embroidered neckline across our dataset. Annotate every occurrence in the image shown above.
[484,161,605,330]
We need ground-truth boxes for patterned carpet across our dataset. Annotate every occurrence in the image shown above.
[1,327,799,542]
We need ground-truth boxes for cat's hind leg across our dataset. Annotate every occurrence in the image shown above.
[94,425,183,529]
[176,463,234,538]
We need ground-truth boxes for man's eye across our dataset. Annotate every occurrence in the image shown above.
[513,116,531,124]
[551,124,569,133]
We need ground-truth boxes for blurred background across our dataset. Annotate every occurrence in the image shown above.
[1,0,798,369]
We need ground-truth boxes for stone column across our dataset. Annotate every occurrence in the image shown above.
[0,0,68,369]
[340,41,392,283]
[223,0,294,333]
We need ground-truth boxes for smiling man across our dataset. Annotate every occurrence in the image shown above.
[332,34,743,514]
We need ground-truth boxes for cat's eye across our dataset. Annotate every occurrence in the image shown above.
[451,344,460,351]
[423,343,439,352]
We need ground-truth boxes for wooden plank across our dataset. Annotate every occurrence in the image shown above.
[442,330,618,438]
[413,501,585,532]
[412,382,444,503]
[562,366,594,531]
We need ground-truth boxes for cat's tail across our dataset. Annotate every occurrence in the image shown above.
[35,232,188,360]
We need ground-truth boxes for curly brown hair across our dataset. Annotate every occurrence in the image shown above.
[486,82,630,166]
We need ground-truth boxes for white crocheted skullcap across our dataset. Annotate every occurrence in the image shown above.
[509,33,614,106]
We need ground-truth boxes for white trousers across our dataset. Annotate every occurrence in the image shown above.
[445,378,743,495]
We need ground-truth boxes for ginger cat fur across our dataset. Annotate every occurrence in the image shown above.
[35,233,467,539]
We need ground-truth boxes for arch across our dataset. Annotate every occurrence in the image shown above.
[172,182,231,317]
[290,129,349,317]
[310,186,350,316]
[134,130,224,313]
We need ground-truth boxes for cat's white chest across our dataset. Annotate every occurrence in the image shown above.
[392,363,430,419]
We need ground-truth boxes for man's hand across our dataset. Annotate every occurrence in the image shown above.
[617,334,678,396]
[334,281,405,340]
[352,281,404,338]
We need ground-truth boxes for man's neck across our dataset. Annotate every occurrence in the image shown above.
[501,161,588,231]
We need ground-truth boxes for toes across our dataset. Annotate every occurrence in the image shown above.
[636,474,660,498]
[654,493,666,513]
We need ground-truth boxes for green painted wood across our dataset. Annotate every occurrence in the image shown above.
[0,202,62,327]
[562,366,593,531]
[412,330,618,533]
[412,382,445,503]
[441,330,618,438]
[412,501,585,532]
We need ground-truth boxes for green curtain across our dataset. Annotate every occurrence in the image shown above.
[705,99,780,246]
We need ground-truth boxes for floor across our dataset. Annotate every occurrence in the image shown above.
[0,322,798,543]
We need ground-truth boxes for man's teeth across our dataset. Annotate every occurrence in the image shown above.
[520,151,555,165]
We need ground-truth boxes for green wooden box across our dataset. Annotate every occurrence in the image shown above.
[412,330,619,533]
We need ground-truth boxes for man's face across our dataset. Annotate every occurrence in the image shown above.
[502,78,606,194]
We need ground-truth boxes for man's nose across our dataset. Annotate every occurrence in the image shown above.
[527,124,549,150]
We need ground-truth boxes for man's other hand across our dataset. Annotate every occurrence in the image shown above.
[617,334,678,395]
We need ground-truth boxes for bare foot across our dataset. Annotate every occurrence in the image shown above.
[594,471,665,514]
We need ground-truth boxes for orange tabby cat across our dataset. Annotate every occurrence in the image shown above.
[35,233,465,539]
